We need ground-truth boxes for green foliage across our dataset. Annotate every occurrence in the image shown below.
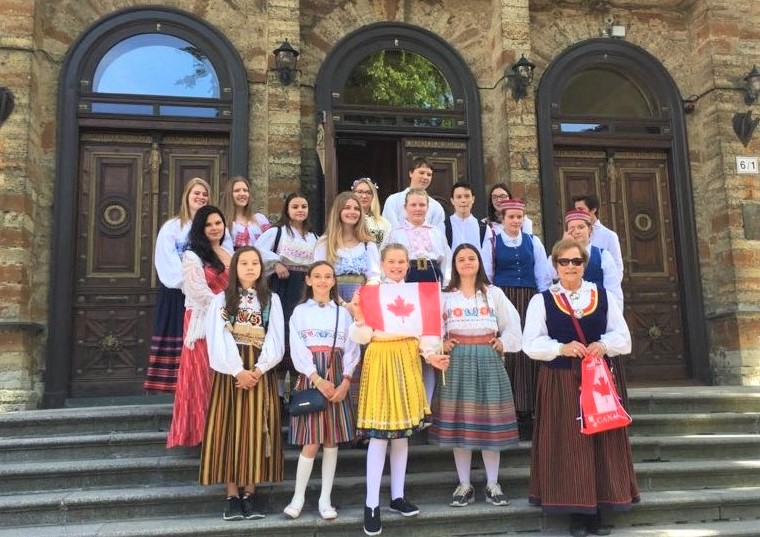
[344,50,453,109]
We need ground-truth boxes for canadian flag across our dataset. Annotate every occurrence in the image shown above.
[359,282,442,337]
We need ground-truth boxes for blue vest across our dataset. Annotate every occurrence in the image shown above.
[493,232,537,288]
[542,288,608,369]
[583,246,604,287]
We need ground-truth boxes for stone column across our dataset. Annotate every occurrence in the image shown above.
[688,0,760,384]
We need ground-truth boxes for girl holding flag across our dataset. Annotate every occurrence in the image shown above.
[349,243,448,536]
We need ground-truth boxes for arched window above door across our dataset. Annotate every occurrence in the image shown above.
[560,68,654,118]
[93,34,221,99]
[343,50,454,110]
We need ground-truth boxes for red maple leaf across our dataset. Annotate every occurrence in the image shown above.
[593,375,612,396]
[387,295,415,322]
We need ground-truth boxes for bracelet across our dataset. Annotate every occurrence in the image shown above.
[342,374,352,381]
[558,343,564,356]
[313,376,323,387]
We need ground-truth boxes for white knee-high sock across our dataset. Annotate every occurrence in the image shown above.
[319,446,339,507]
[389,437,409,500]
[366,439,388,508]
[290,454,315,507]
[423,363,436,407]
[452,448,473,486]
[482,450,501,485]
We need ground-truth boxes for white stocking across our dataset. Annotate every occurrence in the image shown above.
[482,450,501,485]
[389,437,409,500]
[366,438,388,508]
[452,448,472,486]
[319,446,338,508]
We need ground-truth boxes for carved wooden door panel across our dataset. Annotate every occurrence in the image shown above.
[72,133,228,397]
[403,138,467,216]
[554,149,688,382]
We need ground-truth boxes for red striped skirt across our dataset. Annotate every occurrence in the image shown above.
[528,365,640,514]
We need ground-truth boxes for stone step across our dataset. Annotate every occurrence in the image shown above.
[2,456,760,507]
[629,413,760,435]
[0,488,758,536]
[627,386,760,415]
[3,431,760,468]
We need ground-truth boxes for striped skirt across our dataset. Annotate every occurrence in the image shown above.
[501,286,539,415]
[144,285,184,392]
[289,347,356,445]
[429,334,518,450]
[166,309,213,448]
[357,338,429,439]
[528,366,640,514]
[199,345,283,486]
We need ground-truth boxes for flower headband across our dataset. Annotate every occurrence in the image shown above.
[352,177,379,191]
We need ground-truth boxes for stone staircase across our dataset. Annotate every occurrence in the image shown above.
[0,387,759,536]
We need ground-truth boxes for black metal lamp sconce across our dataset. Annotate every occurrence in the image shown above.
[0,87,15,127]
[505,54,536,101]
[272,40,300,86]
[732,66,760,147]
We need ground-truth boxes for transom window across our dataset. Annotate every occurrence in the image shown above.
[560,68,654,118]
[93,34,220,98]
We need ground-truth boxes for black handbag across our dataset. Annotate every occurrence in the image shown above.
[288,304,339,416]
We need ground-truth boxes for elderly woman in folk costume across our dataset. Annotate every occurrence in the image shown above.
[523,238,638,537]
[481,198,552,440]
[555,209,628,408]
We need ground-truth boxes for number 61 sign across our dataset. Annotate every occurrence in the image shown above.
[736,156,759,175]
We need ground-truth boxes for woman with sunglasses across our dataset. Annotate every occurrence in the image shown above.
[556,209,627,409]
[522,238,638,537]
[352,178,392,247]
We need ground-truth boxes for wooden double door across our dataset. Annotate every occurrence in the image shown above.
[554,148,689,382]
[70,132,229,397]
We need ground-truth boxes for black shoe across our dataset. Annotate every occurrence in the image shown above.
[223,496,244,521]
[389,497,420,516]
[450,484,475,507]
[241,493,266,520]
[569,514,589,537]
[587,514,612,536]
[363,505,382,536]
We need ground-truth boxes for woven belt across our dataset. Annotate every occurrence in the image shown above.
[412,258,439,271]
[448,333,495,345]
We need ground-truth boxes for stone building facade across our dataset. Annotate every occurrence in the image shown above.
[1,0,759,410]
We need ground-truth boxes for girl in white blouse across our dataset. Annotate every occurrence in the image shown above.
[219,176,271,249]
[256,193,318,380]
[201,246,285,522]
[352,177,392,247]
[283,261,360,521]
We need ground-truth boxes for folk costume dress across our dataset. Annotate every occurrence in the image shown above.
[230,213,271,250]
[522,280,639,514]
[313,241,381,303]
[364,214,392,248]
[166,251,229,448]
[144,218,191,392]
[288,300,360,445]
[481,227,551,430]
[429,286,521,450]
[349,279,435,439]
[257,225,317,371]
[200,291,285,486]
[382,220,451,284]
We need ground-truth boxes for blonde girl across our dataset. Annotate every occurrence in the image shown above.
[352,177,391,247]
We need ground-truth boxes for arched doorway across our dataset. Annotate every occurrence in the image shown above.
[537,39,709,384]
[314,22,484,226]
[44,7,249,406]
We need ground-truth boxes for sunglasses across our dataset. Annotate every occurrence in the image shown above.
[557,257,584,267]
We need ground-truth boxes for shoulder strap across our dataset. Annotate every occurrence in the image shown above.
[325,304,340,380]
[557,293,587,345]
[478,220,487,246]
[272,226,283,253]
[444,218,453,246]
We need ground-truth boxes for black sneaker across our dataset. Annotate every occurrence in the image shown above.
[222,496,244,521]
[450,483,475,507]
[389,497,420,516]
[241,493,266,520]
[363,505,382,536]
[485,483,510,506]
